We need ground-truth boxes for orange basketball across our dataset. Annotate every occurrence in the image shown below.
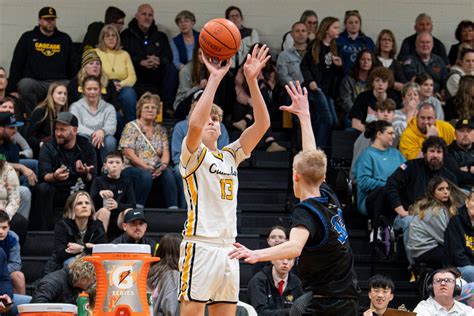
[199,18,241,62]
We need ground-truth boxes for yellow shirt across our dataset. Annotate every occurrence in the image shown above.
[95,48,137,87]
[399,118,455,160]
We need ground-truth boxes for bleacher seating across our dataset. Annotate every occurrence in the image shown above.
[19,123,420,310]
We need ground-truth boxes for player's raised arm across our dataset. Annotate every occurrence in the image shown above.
[280,81,316,151]
[186,53,231,154]
[239,44,271,155]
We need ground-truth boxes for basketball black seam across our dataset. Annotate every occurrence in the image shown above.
[201,27,237,53]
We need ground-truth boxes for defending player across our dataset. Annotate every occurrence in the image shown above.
[229,81,360,315]
[179,45,271,316]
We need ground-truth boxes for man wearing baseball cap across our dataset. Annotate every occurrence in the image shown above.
[446,118,474,185]
[112,209,157,255]
[34,112,97,230]
[6,6,76,113]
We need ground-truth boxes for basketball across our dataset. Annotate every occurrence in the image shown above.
[199,18,241,62]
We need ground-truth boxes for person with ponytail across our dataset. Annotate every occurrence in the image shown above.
[353,120,405,215]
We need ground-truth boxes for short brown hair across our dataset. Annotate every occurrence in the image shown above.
[136,92,161,118]
[293,149,327,186]
[175,10,196,24]
[376,99,396,112]
[369,67,394,88]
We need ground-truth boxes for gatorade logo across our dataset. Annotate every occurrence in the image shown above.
[34,42,61,56]
[112,266,135,289]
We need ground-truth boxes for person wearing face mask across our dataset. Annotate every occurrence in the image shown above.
[336,10,376,74]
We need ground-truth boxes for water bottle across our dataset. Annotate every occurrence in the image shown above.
[77,291,90,316]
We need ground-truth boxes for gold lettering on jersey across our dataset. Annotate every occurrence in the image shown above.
[35,42,61,56]
[465,234,474,251]
[209,163,237,176]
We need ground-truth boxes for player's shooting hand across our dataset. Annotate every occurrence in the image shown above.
[228,242,259,264]
[279,81,310,119]
[201,51,231,80]
[243,44,271,81]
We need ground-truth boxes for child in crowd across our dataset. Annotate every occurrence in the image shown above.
[0,210,25,295]
[90,151,136,240]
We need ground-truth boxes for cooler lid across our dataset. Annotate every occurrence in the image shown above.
[18,303,77,313]
[93,243,151,254]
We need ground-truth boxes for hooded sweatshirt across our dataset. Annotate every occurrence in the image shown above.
[399,118,455,160]
[444,206,474,267]
[69,98,117,137]
[7,26,76,93]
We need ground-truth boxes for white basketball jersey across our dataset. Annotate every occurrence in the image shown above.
[179,139,248,239]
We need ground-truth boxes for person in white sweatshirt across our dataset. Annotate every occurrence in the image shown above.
[69,75,117,162]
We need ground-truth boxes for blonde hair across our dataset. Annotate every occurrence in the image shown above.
[68,256,95,285]
[37,82,68,124]
[77,61,108,90]
[63,191,95,220]
[293,149,327,186]
[97,24,122,51]
[136,92,161,119]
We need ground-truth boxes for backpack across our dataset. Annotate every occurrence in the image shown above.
[369,215,397,261]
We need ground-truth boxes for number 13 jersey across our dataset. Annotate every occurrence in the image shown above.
[179,139,249,239]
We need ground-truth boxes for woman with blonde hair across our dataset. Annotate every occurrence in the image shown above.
[119,92,178,208]
[407,177,465,270]
[27,82,68,155]
[51,191,106,268]
[96,24,137,123]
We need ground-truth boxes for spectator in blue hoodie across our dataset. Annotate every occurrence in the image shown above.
[336,10,376,74]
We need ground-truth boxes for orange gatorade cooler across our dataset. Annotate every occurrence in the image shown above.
[18,303,77,316]
[85,244,160,316]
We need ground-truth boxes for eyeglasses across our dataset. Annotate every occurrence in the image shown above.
[433,278,455,285]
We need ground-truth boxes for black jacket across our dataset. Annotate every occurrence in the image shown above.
[38,135,97,190]
[385,158,458,210]
[90,176,136,214]
[300,40,344,99]
[31,268,80,304]
[112,233,158,256]
[121,18,172,85]
[247,265,304,315]
[7,26,76,93]
[397,33,449,65]
[81,21,105,52]
[444,206,474,267]
[53,218,107,263]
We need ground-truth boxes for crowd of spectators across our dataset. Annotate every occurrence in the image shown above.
[0,3,473,314]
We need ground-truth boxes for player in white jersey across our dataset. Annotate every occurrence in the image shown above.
[179,45,271,316]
